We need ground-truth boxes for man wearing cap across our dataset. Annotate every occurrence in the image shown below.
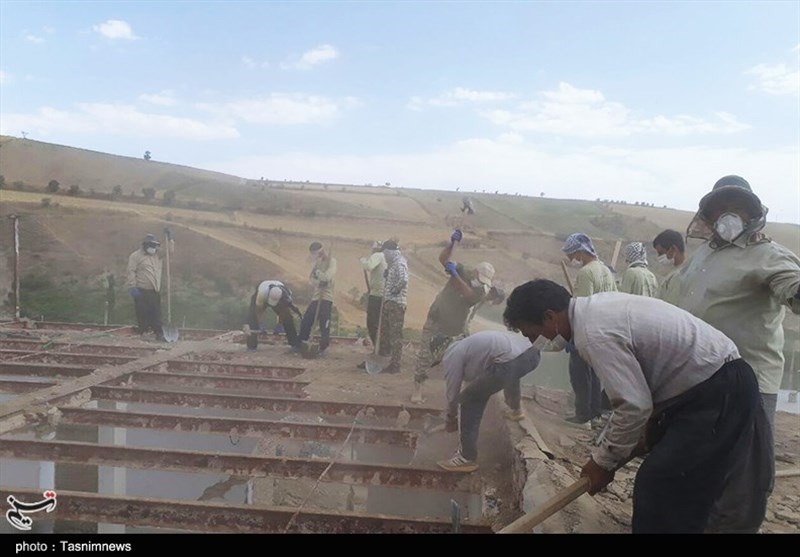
[464,285,506,335]
[677,175,800,532]
[652,229,687,306]
[562,232,617,427]
[378,240,409,374]
[359,241,387,355]
[411,229,494,403]
[297,241,337,355]
[618,242,659,298]
[126,233,165,341]
[430,330,540,472]
[244,280,302,350]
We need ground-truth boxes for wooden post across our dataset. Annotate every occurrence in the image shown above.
[9,214,20,320]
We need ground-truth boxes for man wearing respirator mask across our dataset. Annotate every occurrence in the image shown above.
[126,233,166,341]
[679,175,800,532]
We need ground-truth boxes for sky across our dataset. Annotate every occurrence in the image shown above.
[1,1,799,223]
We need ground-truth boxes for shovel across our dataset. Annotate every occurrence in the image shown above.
[365,295,390,374]
[162,228,179,343]
[300,291,324,359]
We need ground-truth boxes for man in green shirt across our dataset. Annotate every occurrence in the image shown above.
[359,240,386,349]
[412,229,494,403]
[562,232,617,426]
[678,175,800,532]
[619,242,659,297]
[652,229,686,306]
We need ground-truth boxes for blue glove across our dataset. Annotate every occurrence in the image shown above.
[129,287,141,298]
[444,261,459,278]
[450,229,463,244]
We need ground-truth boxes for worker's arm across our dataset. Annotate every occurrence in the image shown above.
[444,262,483,303]
[438,229,462,266]
[573,267,595,297]
[125,252,138,289]
[443,352,465,429]
[361,253,383,271]
[316,257,337,283]
[760,244,800,313]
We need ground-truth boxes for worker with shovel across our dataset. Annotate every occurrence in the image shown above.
[126,233,166,342]
[411,229,494,403]
[297,242,337,357]
[357,240,386,366]
[375,240,408,374]
[244,280,303,350]
[430,330,540,472]
[503,279,772,533]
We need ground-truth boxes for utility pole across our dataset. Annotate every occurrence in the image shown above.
[8,214,20,319]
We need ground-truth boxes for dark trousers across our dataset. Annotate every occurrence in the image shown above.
[299,300,333,352]
[632,359,770,533]
[378,300,405,368]
[366,295,383,346]
[247,293,299,349]
[569,351,603,421]
[132,289,163,339]
[457,360,534,461]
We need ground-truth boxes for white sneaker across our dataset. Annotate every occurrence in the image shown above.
[503,408,525,422]
[437,453,479,473]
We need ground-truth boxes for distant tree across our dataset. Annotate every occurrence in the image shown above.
[142,187,156,200]
[540,192,545,197]
[0,175,4,189]
[143,151,152,161]
[47,180,60,193]
[67,184,81,196]
[112,184,123,197]
[163,190,176,206]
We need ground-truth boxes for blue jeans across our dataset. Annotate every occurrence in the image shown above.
[298,300,332,352]
[569,351,603,421]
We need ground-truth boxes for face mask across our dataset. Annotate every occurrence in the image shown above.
[145,247,157,255]
[533,334,568,352]
[566,257,582,268]
[656,253,673,266]
[714,213,746,243]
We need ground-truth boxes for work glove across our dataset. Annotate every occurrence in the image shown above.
[580,458,615,496]
[128,287,141,299]
[444,261,459,278]
[450,229,463,244]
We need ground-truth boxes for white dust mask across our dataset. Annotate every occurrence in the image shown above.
[145,247,157,255]
[714,213,746,243]
[657,253,673,266]
[565,258,582,268]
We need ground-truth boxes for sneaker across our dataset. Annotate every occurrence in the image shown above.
[503,408,525,422]
[564,415,592,430]
[410,382,425,404]
[437,453,479,473]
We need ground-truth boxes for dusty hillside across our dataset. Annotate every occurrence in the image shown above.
[1,136,798,335]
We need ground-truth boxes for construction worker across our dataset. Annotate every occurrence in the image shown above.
[561,232,616,427]
[618,242,658,297]
[126,233,165,341]
[503,279,772,533]
[464,285,506,335]
[652,229,687,306]
[431,330,540,472]
[377,240,408,374]
[297,242,337,355]
[460,196,475,215]
[412,229,494,403]
[244,280,302,350]
[359,240,386,351]
[677,175,800,532]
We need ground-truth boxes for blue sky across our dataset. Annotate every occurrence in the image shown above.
[1,1,798,223]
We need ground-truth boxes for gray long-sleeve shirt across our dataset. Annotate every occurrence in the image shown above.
[569,293,740,471]
[676,240,800,394]
[442,330,540,408]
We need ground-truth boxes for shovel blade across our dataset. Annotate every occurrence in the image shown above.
[300,342,320,359]
[163,324,179,343]
[365,354,390,375]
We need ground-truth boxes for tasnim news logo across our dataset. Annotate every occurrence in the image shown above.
[5,491,57,531]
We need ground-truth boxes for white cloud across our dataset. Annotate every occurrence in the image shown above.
[93,20,138,40]
[138,91,177,107]
[0,104,238,140]
[746,63,800,96]
[480,82,750,137]
[793,44,800,53]
[196,94,359,125]
[242,56,257,69]
[0,70,9,85]
[415,87,517,109]
[282,44,338,70]
[208,137,800,224]
[43,26,55,34]
[25,34,45,44]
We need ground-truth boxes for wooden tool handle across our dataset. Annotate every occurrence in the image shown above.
[497,476,590,534]
[560,261,575,295]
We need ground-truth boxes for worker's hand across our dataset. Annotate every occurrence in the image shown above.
[580,458,615,496]
[445,414,459,433]
[450,229,463,244]
[311,269,321,280]
[128,287,141,299]
[444,261,459,278]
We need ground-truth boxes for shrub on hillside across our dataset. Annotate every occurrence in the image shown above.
[47,180,59,193]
